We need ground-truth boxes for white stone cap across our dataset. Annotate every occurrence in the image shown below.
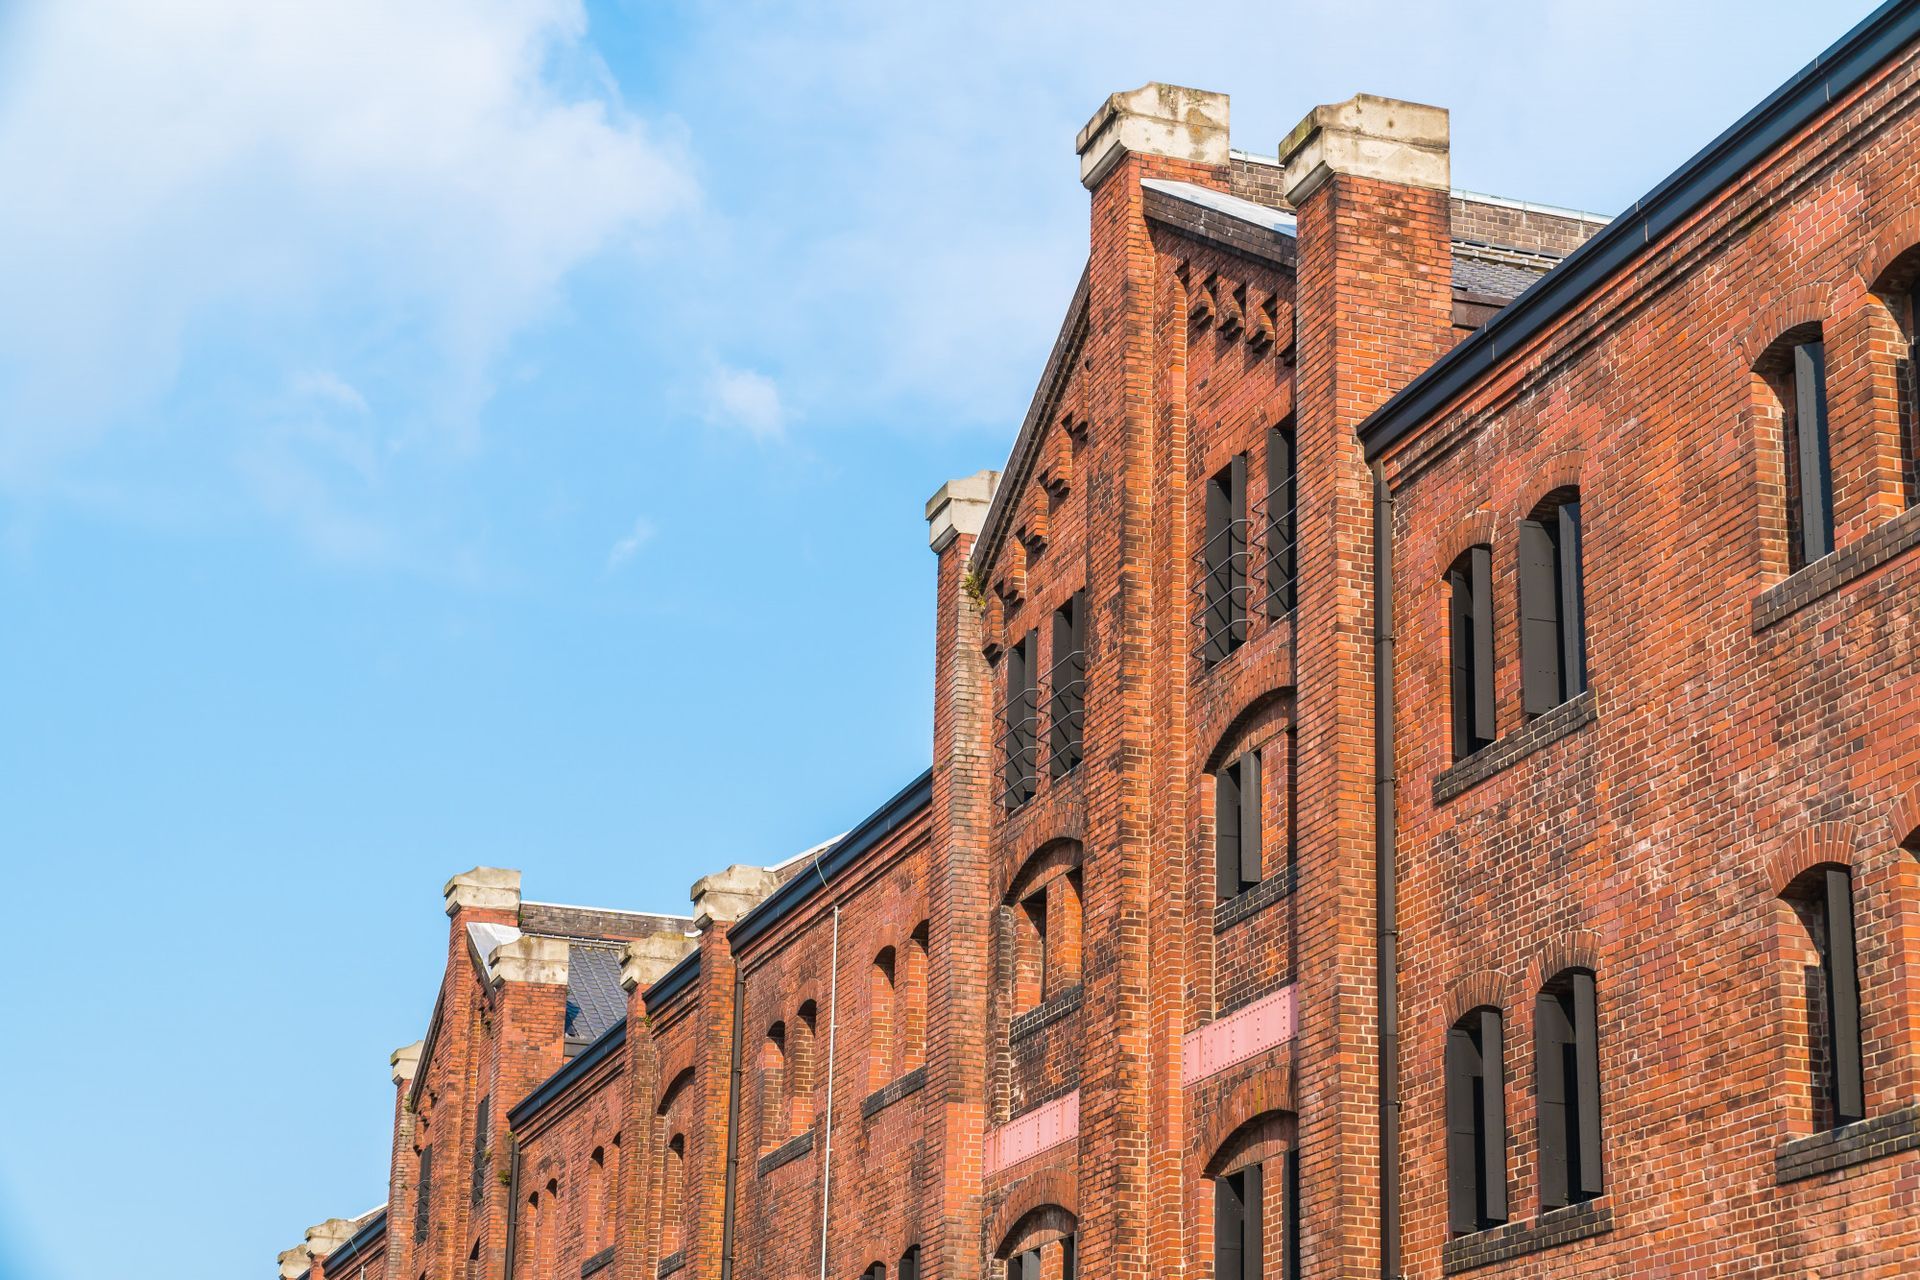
[489,933,570,987]
[444,866,521,917]
[390,1040,424,1086]
[926,469,1000,552]
[305,1219,359,1258]
[621,931,699,992]
[278,1245,313,1280]
[1076,83,1229,190]
[1278,93,1449,207]
[691,864,783,929]
[467,920,523,984]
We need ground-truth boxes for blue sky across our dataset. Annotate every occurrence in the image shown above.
[0,1,1872,1276]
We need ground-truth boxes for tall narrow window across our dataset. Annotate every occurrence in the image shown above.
[413,1143,433,1244]
[1049,591,1087,778]
[587,1146,607,1252]
[1002,631,1039,808]
[760,1023,789,1145]
[901,924,929,1074]
[470,1096,491,1208]
[520,1191,540,1279]
[1535,971,1603,1209]
[1898,289,1920,505]
[863,1265,886,1280]
[1447,546,1495,758]
[897,1247,919,1280]
[1216,750,1262,901]
[1215,1162,1263,1280]
[791,1002,818,1130]
[661,1135,685,1256]
[1265,425,1297,616]
[1788,866,1867,1128]
[1203,455,1249,664]
[1518,491,1587,716]
[1445,1008,1509,1234]
[1784,338,1834,568]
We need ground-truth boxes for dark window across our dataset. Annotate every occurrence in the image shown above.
[1282,1147,1299,1280]
[414,1143,433,1243]
[1007,1251,1041,1280]
[1215,750,1262,901]
[1264,425,1297,616]
[1899,290,1920,505]
[897,1249,919,1280]
[1535,971,1603,1209]
[1445,1009,1509,1234]
[1783,338,1834,569]
[1061,1235,1076,1280]
[1447,546,1495,759]
[1001,631,1038,809]
[1215,1162,1263,1280]
[1796,866,1866,1127]
[1518,492,1587,716]
[1049,590,1086,779]
[863,1265,886,1280]
[470,1095,491,1208]
[1203,455,1249,664]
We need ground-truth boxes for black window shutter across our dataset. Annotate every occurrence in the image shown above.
[1242,1161,1264,1280]
[1479,1009,1508,1224]
[1448,567,1474,758]
[1216,765,1241,902]
[1239,750,1263,891]
[1206,470,1232,663]
[1558,501,1587,697]
[1229,454,1249,647]
[1572,972,1604,1199]
[1445,1026,1480,1234]
[898,1251,917,1280]
[1469,545,1495,743]
[1824,867,1865,1125]
[1215,1172,1245,1280]
[1062,1236,1077,1280]
[1021,1250,1041,1280]
[1282,1146,1300,1280]
[414,1143,433,1243]
[1267,427,1296,616]
[1795,341,1834,562]
[1518,518,1562,715]
[1535,993,1571,1210]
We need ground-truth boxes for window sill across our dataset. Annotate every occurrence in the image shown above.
[860,1064,927,1119]
[1010,984,1084,1042]
[1776,1103,1920,1182]
[1440,1199,1612,1274]
[1432,689,1595,805]
[657,1251,686,1279]
[1753,505,1920,631]
[1213,866,1295,932]
[755,1128,814,1177]
[581,1248,615,1278]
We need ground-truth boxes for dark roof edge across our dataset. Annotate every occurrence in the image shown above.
[1358,0,1920,461]
[642,767,935,1007]
[508,1020,628,1131]
[318,1208,389,1273]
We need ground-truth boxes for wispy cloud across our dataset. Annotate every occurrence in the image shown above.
[0,0,695,485]
[606,515,656,570]
[705,363,786,439]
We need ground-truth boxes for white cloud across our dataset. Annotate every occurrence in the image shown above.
[705,363,786,439]
[0,0,695,484]
[606,515,655,569]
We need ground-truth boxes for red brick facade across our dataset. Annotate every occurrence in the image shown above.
[288,7,1920,1279]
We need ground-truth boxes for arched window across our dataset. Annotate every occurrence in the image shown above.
[900,924,930,1075]
[1892,283,1920,503]
[1535,970,1603,1209]
[1005,846,1084,1018]
[760,1022,789,1146]
[585,1145,610,1252]
[1447,545,1494,758]
[1208,1113,1299,1280]
[792,1001,818,1130]
[1518,488,1586,715]
[1201,453,1250,665]
[999,1207,1079,1280]
[661,1135,686,1258]
[520,1190,540,1280]
[1782,865,1866,1129]
[540,1178,560,1280]
[871,948,898,1089]
[1445,1007,1508,1234]
[897,1245,921,1280]
[1759,325,1834,569]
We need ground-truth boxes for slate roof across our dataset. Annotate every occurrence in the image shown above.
[1451,252,1554,302]
[564,943,627,1049]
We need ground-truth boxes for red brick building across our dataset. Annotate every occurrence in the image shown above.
[285,4,1920,1277]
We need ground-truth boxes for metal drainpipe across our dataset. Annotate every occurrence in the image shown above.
[1374,462,1401,1279]
[816,903,842,1280]
[503,1137,520,1280]
[720,956,747,1280]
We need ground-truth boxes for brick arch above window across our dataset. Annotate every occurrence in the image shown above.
[1199,1107,1296,1180]
[1854,209,1920,296]
[1202,686,1295,775]
[656,1064,696,1118]
[1518,450,1586,517]
[1884,786,1920,852]
[1519,928,1605,1000]
[1437,508,1501,581]
[1188,1073,1296,1180]
[1737,282,1834,368]
[1005,838,1084,908]
[1441,968,1510,1034]
[1765,822,1861,897]
[999,812,1088,896]
[987,1172,1079,1259]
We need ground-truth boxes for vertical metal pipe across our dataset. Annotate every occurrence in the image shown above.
[720,958,747,1280]
[1374,463,1401,1278]
[817,905,842,1280]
